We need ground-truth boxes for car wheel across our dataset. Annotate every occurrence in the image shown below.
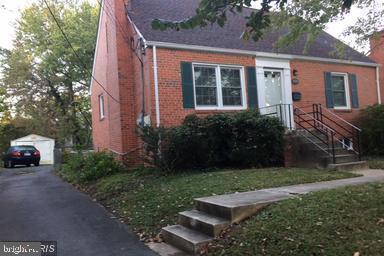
[26,164,31,167]
[34,162,40,167]
[7,160,14,168]
[3,161,7,168]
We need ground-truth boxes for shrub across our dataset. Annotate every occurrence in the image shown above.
[359,104,384,156]
[59,151,124,183]
[140,110,285,171]
[230,110,285,167]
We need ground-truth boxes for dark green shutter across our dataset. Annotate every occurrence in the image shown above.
[349,73,359,108]
[247,66,258,108]
[324,72,334,108]
[181,62,194,108]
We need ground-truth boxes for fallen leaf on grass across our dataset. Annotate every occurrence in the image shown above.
[353,252,360,256]
[376,218,384,225]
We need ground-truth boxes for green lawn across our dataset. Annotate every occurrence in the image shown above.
[208,183,384,256]
[79,168,358,240]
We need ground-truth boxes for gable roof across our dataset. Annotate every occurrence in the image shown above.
[128,0,375,64]
[11,134,54,142]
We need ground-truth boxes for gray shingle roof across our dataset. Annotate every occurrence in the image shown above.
[129,0,375,64]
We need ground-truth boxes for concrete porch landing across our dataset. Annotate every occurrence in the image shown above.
[156,169,384,255]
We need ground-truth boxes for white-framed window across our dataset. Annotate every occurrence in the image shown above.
[331,72,350,109]
[99,94,105,119]
[192,63,247,110]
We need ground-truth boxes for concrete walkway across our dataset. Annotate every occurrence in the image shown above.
[196,169,384,216]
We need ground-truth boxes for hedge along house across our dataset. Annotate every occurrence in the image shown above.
[90,0,383,168]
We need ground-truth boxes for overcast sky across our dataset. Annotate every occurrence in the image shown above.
[0,0,375,52]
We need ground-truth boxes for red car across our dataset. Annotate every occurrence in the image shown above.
[2,145,41,168]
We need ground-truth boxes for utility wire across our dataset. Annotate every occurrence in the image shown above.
[42,0,120,103]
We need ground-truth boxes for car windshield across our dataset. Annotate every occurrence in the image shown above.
[13,146,37,151]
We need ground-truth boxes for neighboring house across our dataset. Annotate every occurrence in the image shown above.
[369,31,384,100]
[90,0,384,166]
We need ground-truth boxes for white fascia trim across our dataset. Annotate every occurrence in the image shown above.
[89,0,105,95]
[146,41,380,68]
[126,13,147,47]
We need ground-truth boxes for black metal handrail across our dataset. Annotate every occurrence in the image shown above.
[258,104,293,130]
[312,104,362,160]
[294,107,337,163]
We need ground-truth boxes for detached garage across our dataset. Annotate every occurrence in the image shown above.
[11,134,55,165]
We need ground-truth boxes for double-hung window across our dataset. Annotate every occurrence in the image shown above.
[331,73,350,109]
[193,64,246,109]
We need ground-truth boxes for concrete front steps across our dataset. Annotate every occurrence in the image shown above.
[161,190,294,254]
[295,129,367,170]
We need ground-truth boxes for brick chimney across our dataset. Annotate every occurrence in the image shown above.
[90,0,142,165]
[369,31,384,103]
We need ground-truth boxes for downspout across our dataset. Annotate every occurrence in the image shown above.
[376,66,382,104]
[126,10,148,126]
[139,38,146,125]
[153,45,160,127]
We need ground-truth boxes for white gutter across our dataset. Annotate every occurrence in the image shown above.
[153,45,160,127]
[146,41,380,68]
[376,66,382,104]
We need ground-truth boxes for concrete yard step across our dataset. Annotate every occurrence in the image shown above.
[161,225,212,255]
[328,161,368,171]
[179,210,230,237]
[195,190,293,223]
[147,242,189,256]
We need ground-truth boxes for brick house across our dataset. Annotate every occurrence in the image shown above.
[90,0,384,166]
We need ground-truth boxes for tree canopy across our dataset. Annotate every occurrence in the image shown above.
[152,0,384,53]
[0,0,98,147]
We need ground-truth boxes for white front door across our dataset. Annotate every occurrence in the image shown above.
[263,69,283,117]
[255,57,294,129]
[264,69,283,106]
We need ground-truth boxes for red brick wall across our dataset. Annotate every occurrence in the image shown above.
[91,0,114,151]
[291,60,378,123]
[148,48,255,127]
[369,32,384,102]
[91,0,141,164]
[146,49,378,127]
